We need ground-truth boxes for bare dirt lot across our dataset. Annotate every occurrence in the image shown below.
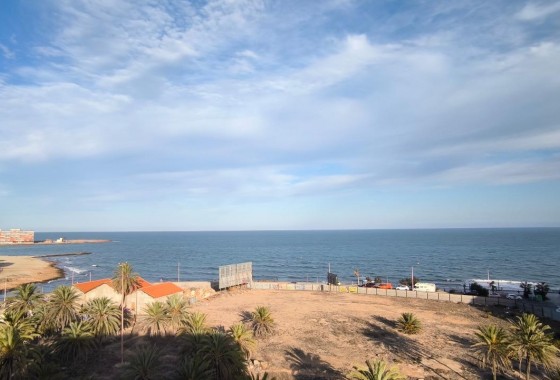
[191,288,558,379]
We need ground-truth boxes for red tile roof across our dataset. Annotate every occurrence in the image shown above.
[74,278,111,293]
[75,276,152,294]
[136,277,152,289]
[141,282,183,299]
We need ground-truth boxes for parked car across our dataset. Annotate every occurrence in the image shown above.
[395,285,410,291]
[507,294,522,300]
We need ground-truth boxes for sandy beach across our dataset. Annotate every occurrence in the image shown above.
[0,255,63,291]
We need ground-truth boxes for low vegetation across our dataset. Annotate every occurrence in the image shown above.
[396,312,421,335]
[250,306,275,338]
[352,359,404,380]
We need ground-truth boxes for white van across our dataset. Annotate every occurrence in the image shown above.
[414,282,436,292]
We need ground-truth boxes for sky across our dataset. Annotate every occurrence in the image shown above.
[1,0,560,232]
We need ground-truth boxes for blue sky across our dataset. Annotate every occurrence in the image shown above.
[1,0,560,231]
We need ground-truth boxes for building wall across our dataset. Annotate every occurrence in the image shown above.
[77,283,122,306]
[0,229,35,244]
[135,290,183,315]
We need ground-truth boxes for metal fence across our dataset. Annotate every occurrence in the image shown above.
[248,281,560,321]
[218,262,252,289]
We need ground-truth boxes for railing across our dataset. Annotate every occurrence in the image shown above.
[247,282,560,321]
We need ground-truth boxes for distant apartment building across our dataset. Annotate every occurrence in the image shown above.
[0,229,35,244]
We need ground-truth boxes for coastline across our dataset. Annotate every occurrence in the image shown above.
[0,255,64,291]
[0,239,110,246]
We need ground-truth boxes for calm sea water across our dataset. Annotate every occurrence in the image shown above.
[0,229,558,292]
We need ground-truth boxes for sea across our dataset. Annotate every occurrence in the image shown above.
[0,228,558,293]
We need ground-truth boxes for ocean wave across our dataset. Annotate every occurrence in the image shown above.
[63,266,86,274]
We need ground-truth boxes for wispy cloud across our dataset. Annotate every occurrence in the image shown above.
[516,2,560,21]
[1,0,559,229]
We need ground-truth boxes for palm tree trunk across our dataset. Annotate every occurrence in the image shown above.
[492,360,497,380]
[525,356,531,380]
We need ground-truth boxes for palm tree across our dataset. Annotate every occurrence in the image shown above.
[139,301,169,336]
[122,344,162,380]
[165,294,189,333]
[396,313,421,335]
[44,285,81,332]
[177,354,212,380]
[26,343,65,380]
[354,268,361,285]
[0,325,33,379]
[112,262,140,307]
[198,331,248,380]
[547,366,560,380]
[0,310,38,340]
[471,324,511,380]
[6,283,43,317]
[250,306,275,338]
[509,313,558,380]
[229,323,256,359]
[520,282,532,298]
[55,321,96,363]
[180,312,209,335]
[82,297,121,337]
[352,359,404,380]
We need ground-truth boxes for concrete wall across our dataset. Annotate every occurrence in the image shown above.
[0,229,34,244]
[173,281,212,290]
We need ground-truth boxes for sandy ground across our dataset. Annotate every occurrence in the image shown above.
[0,255,63,290]
[191,288,559,380]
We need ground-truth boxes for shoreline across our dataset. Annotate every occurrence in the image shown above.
[0,255,65,291]
[0,239,111,246]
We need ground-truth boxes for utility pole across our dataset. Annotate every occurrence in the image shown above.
[411,266,414,291]
[121,264,124,364]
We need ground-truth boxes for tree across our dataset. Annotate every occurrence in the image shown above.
[396,313,421,335]
[470,282,489,297]
[198,332,248,380]
[399,277,419,288]
[471,325,511,380]
[509,313,558,380]
[353,268,361,285]
[180,312,209,335]
[520,282,533,298]
[534,282,550,300]
[82,297,121,337]
[44,285,81,332]
[55,321,96,363]
[6,283,43,317]
[229,323,256,359]
[165,294,189,333]
[0,310,38,341]
[112,262,140,307]
[139,301,169,337]
[250,306,275,338]
[177,354,212,380]
[122,344,163,380]
[352,359,404,380]
[0,324,36,379]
